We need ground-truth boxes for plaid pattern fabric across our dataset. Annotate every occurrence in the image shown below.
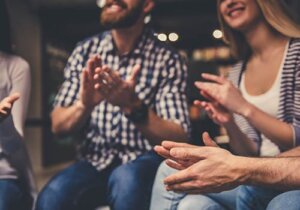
[53,28,190,171]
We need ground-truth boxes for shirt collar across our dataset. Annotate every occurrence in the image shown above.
[103,27,153,56]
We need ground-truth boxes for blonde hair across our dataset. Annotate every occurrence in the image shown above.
[217,0,300,59]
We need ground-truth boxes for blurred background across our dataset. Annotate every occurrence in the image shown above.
[7,0,234,190]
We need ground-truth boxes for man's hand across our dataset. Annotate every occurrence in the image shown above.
[0,93,20,122]
[155,132,218,170]
[79,55,105,110]
[93,64,141,111]
[163,132,247,194]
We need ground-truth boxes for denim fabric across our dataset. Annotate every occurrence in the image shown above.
[237,185,283,210]
[267,190,300,210]
[36,151,162,210]
[150,162,238,210]
[0,179,31,210]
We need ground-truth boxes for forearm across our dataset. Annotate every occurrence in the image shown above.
[225,121,258,156]
[238,156,300,190]
[135,109,188,146]
[51,101,93,135]
[242,103,293,150]
[278,147,300,157]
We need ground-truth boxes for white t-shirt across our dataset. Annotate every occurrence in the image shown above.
[240,41,289,156]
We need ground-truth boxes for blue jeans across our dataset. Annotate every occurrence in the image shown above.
[150,162,238,210]
[35,151,162,210]
[0,179,31,210]
[267,190,300,210]
[237,185,300,210]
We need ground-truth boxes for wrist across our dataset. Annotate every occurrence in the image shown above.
[124,100,149,124]
[231,156,252,185]
[239,102,254,118]
[76,100,94,114]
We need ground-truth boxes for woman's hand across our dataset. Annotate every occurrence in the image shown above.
[194,99,233,126]
[0,93,20,122]
[195,73,252,117]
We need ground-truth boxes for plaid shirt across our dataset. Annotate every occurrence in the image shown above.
[54,28,190,171]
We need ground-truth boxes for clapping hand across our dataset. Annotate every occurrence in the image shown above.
[0,93,20,122]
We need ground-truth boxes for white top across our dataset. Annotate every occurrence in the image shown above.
[0,51,31,178]
[240,41,289,156]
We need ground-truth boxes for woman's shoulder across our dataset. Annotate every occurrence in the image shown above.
[290,38,300,50]
[0,51,30,73]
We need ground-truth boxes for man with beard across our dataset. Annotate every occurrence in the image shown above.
[35,0,190,209]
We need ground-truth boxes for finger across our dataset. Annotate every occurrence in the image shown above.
[87,56,97,79]
[164,168,193,185]
[200,90,216,102]
[94,83,109,97]
[81,68,89,87]
[194,100,211,111]
[202,132,219,147]
[6,93,20,104]
[161,141,197,150]
[166,180,200,192]
[165,159,186,170]
[0,109,8,115]
[127,64,141,85]
[169,147,207,160]
[103,66,122,86]
[154,145,172,159]
[100,71,114,88]
[201,73,226,84]
[95,54,102,67]
[166,159,195,170]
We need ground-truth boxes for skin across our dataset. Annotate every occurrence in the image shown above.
[0,92,20,122]
[155,134,300,194]
[51,0,188,145]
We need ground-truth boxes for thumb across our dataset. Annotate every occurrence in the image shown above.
[6,93,20,104]
[202,132,219,147]
[128,64,141,84]
[81,68,89,88]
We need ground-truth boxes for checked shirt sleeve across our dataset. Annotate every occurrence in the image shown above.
[53,44,85,108]
[155,55,191,135]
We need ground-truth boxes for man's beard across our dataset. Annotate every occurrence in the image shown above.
[100,0,145,29]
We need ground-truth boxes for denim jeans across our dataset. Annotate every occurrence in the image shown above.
[35,151,162,210]
[237,185,300,210]
[0,179,31,210]
[150,162,238,210]
[267,190,300,210]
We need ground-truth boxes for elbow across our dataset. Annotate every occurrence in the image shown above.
[51,121,64,135]
[51,119,72,136]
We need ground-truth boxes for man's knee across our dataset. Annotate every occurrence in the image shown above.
[178,195,226,210]
[267,190,300,210]
[35,177,69,210]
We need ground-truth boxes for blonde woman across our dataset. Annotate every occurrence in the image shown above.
[150,0,300,209]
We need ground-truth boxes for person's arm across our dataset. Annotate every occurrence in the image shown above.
[9,57,31,137]
[93,57,190,145]
[51,55,105,135]
[194,99,258,156]
[161,135,300,194]
[196,73,294,150]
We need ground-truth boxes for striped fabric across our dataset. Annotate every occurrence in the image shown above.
[228,38,300,153]
[53,28,190,171]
